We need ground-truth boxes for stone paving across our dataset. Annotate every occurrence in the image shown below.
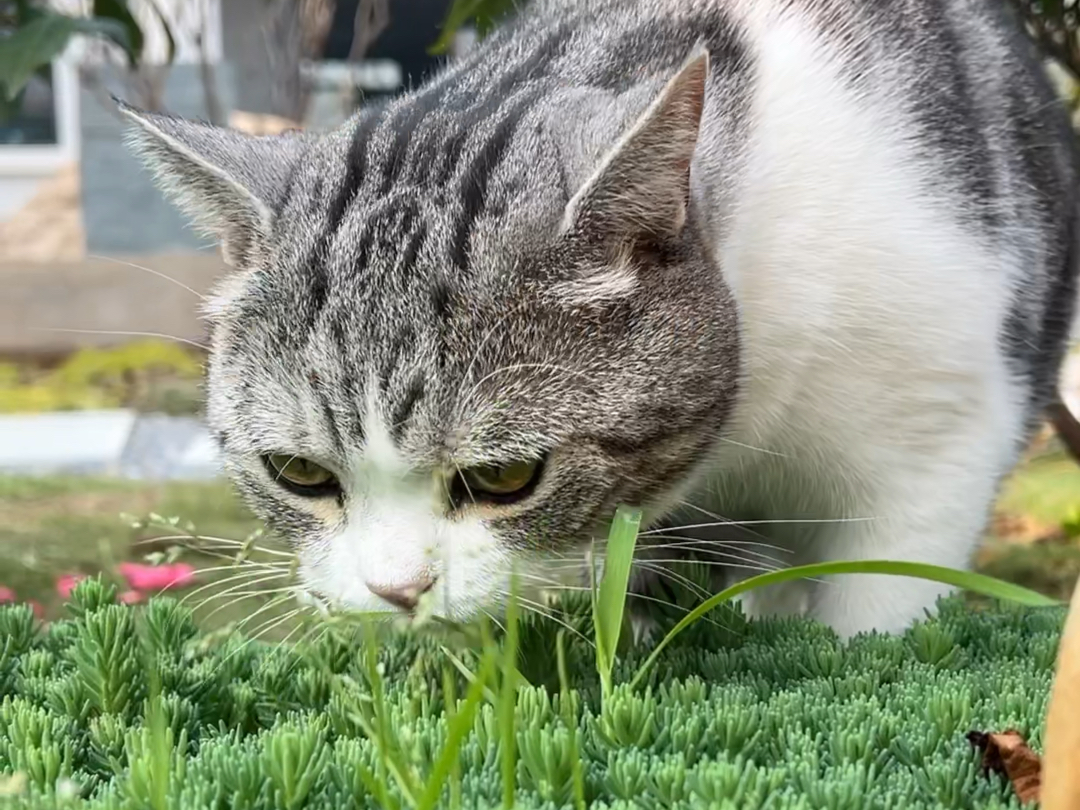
[0,410,221,480]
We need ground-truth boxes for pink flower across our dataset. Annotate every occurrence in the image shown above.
[27,601,45,620]
[0,586,15,604]
[118,562,196,592]
[118,590,145,605]
[56,574,85,599]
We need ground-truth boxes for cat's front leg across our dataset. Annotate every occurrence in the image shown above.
[800,469,999,639]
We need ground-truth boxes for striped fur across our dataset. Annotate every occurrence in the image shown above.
[122,0,1078,636]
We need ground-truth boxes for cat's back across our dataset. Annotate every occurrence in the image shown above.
[501,0,1076,250]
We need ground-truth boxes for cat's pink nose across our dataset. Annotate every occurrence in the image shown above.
[366,577,435,611]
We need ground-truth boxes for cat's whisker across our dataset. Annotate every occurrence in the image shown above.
[205,585,298,602]
[638,557,784,575]
[640,516,879,536]
[517,576,742,635]
[212,607,306,673]
[133,534,293,558]
[204,594,300,678]
[480,607,507,635]
[715,437,792,458]
[28,327,209,351]
[642,536,790,564]
[632,560,713,600]
[165,563,289,607]
[675,499,729,522]
[88,254,208,300]
[271,454,302,485]
[184,570,293,613]
[163,559,291,580]
[453,460,476,505]
[276,615,318,652]
[499,591,595,648]
[189,583,294,625]
[671,502,795,551]
[232,595,301,636]
[623,590,744,633]
[248,609,304,641]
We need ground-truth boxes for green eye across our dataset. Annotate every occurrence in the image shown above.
[461,459,542,499]
[265,455,338,493]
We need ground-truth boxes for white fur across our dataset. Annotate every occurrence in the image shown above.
[691,6,1026,636]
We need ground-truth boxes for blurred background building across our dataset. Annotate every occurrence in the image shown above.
[0,0,465,357]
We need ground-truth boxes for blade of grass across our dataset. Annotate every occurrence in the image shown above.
[362,619,420,806]
[354,758,399,810]
[327,674,399,810]
[146,666,169,810]
[592,506,642,698]
[629,559,1061,690]
[442,664,462,810]
[499,575,521,809]
[556,630,586,810]
[416,648,498,810]
[442,648,499,705]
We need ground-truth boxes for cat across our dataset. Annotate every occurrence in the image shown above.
[120,0,1079,639]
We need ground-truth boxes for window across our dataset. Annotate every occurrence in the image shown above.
[0,67,58,145]
[0,55,79,173]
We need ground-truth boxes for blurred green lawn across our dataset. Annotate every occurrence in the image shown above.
[979,447,1080,601]
[2,443,1079,632]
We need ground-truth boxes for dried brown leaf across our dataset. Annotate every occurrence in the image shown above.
[967,729,1042,804]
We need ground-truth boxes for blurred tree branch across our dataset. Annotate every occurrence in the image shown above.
[348,0,389,61]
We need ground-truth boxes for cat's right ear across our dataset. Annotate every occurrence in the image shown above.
[118,100,307,268]
[561,49,708,247]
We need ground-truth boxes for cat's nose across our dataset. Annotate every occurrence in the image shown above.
[366,577,436,611]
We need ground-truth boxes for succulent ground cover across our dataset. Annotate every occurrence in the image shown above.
[0,574,1064,810]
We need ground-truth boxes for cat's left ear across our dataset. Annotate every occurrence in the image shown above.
[563,48,708,245]
[118,101,307,267]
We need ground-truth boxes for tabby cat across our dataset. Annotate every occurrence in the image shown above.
[121,0,1079,637]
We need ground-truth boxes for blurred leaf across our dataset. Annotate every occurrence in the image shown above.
[430,0,516,54]
[0,12,76,100]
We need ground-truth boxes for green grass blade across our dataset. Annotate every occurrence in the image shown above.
[363,620,419,806]
[442,665,462,810]
[442,648,499,705]
[146,667,169,810]
[629,559,1060,691]
[556,631,586,810]
[592,506,642,697]
[499,576,521,809]
[416,650,497,810]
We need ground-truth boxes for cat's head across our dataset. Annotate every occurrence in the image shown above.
[120,51,739,619]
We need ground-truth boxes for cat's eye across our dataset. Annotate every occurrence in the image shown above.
[456,458,544,505]
[264,454,340,496]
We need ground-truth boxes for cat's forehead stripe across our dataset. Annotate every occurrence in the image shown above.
[450,88,547,271]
